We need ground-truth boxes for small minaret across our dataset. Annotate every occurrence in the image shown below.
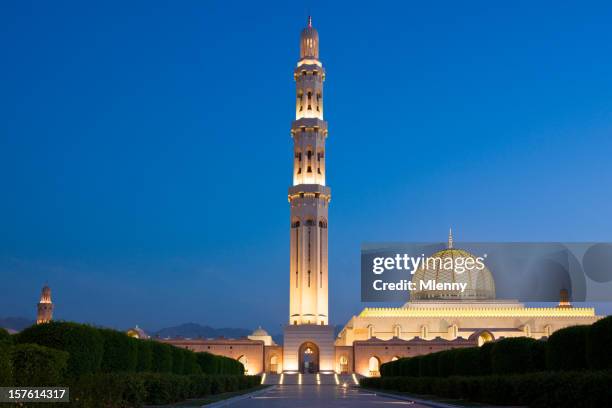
[558,288,572,308]
[448,228,454,249]
[36,284,54,324]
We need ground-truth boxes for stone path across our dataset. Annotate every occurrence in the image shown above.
[219,384,434,407]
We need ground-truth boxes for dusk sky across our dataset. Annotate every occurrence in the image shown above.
[2,1,612,332]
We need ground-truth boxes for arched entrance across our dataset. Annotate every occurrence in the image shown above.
[477,331,494,346]
[269,354,279,373]
[339,355,349,374]
[368,356,381,377]
[237,355,248,374]
[298,342,319,373]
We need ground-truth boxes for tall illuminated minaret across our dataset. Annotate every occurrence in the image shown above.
[36,284,54,324]
[288,17,330,326]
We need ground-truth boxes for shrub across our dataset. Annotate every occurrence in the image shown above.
[453,347,481,376]
[0,343,12,386]
[587,315,612,369]
[151,342,173,373]
[196,351,216,374]
[491,337,540,374]
[70,372,146,407]
[11,343,68,386]
[0,328,12,345]
[99,328,137,372]
[196,352,243,375]
[478,341,494,375]
[546,325,589,370]
[16,321,103,377]
[361,371,612,408]
[171,346,185,374]
[531,338,547,371]
[135,339,153,372]
[437,350,455,377]
[182,349,201,375]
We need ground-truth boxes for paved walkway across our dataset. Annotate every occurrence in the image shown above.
[220,385,433,407]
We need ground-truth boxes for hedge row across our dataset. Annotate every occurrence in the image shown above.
[380,316,612,377]
[13,321,244,379]
[380,337,544,377]
[361,371,612,408]
[69,372,261,407]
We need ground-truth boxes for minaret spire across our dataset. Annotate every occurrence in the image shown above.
[448,228,453,249]
[289,19,329,326]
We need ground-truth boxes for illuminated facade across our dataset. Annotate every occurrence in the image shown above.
[36,284,53,324]
[151,18,602,380]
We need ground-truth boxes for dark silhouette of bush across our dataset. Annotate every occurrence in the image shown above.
[99,328,138,372]
[135,339,153,372]
[11,343,68,386]
[15,321,103,377]
[546,325,589,370]
[151,342,173,373]
[491,337,540,374]
[587,315,612,369]
[0,343,12,386]
[0,328,12,346]
[453,347,481,376]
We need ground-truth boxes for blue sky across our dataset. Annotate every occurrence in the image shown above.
[1,1,612,332]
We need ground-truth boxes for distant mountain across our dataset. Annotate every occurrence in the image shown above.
[0,317,35,332]
[153,323,252,339]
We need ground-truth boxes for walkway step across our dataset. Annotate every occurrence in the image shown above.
[261,373,362,386]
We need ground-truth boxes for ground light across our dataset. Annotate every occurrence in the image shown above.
[260,373,266,384]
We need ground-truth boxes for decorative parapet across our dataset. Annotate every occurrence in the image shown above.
[358,307,598,318]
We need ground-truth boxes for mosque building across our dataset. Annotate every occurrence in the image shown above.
[131,17,601,379]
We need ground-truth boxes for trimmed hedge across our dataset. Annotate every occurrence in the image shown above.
[16,321,103,377]
[547,325,589,370]
[136,339,153,372]
[361,371,612,408]
[171,346,185,374]
[0,328,12,345]
[11,343,68,386]
[587,315,612,369]
[151,341,174,373]
[381,338,548,379]
[70,373,261,407]
[196,351,244,375]
[99,328,138,372]
[0,343,12,386]
[491,337,545,374]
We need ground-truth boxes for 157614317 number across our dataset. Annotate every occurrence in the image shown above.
[0,387,69,402]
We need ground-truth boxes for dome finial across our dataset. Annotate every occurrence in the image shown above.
[308,16,312,27]
[448,227,453,249]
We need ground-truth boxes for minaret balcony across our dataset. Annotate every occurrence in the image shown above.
[291,118,327,133]
[288,184,331,201]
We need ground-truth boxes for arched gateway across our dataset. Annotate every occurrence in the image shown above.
[298,342,320,373]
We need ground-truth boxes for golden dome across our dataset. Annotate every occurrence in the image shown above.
[410,231,496,301]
